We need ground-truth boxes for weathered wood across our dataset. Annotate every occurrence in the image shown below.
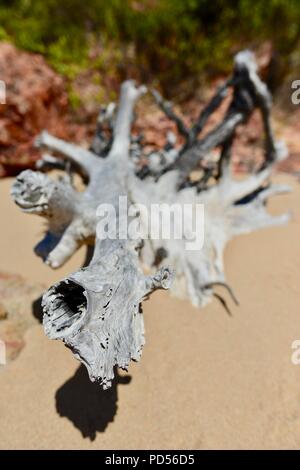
[11,52,290,388]
[132,161,290,307]
[12,82,146,268]
[145,51,287,187]
[43,239,173,388]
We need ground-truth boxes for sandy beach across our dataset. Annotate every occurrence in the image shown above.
[0,173,300,449]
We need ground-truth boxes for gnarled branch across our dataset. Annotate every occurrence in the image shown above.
[11,53,290,389]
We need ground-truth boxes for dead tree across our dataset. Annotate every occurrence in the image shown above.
[11,51,290,388]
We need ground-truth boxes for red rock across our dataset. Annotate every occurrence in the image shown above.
[0,42,88,177]
[0,271,45,362]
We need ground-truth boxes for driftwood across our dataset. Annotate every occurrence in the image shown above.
[43,241,173,388]
[11,51,290,388]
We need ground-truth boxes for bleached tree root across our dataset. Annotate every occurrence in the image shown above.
[30,80,173,387]
[11,52,291,388]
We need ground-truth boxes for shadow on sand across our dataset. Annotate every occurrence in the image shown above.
[55,365,132,440]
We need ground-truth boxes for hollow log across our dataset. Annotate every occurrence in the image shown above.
[43,239,173,388]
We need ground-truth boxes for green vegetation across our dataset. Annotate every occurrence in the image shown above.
[0,0,300,93]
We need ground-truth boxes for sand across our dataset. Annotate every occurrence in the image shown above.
[0,174,300,449]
